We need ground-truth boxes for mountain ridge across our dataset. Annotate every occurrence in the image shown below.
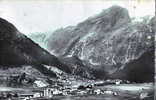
[0,17,72,77]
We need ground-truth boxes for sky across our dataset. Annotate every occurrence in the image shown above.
[0,0,155,34]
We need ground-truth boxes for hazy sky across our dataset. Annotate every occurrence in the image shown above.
[0,0,155,34]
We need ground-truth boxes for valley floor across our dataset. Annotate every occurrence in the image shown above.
[0,83,154,100]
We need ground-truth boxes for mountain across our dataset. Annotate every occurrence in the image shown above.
[109,46,154,83]
[46,6,131,56]
[0,17,71,77]
[59,56,95,79]
[46,6,155,82]
[46,26,77,56]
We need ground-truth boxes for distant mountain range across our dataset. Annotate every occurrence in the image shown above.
[0,6,155,83]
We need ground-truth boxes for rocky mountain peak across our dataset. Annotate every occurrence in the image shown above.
[45,6,154,82]
[77,5,131,33]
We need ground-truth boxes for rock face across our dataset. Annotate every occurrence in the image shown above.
[59,56,95,79]
[109,46,154,83]
[46,26,77,56]
[0,17,71,77]
[46,6,155,82]
[47,6,131,57]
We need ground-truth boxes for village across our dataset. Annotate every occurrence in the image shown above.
[0,75,153,100]
[0,73,127,100]
[0,71,153,100]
